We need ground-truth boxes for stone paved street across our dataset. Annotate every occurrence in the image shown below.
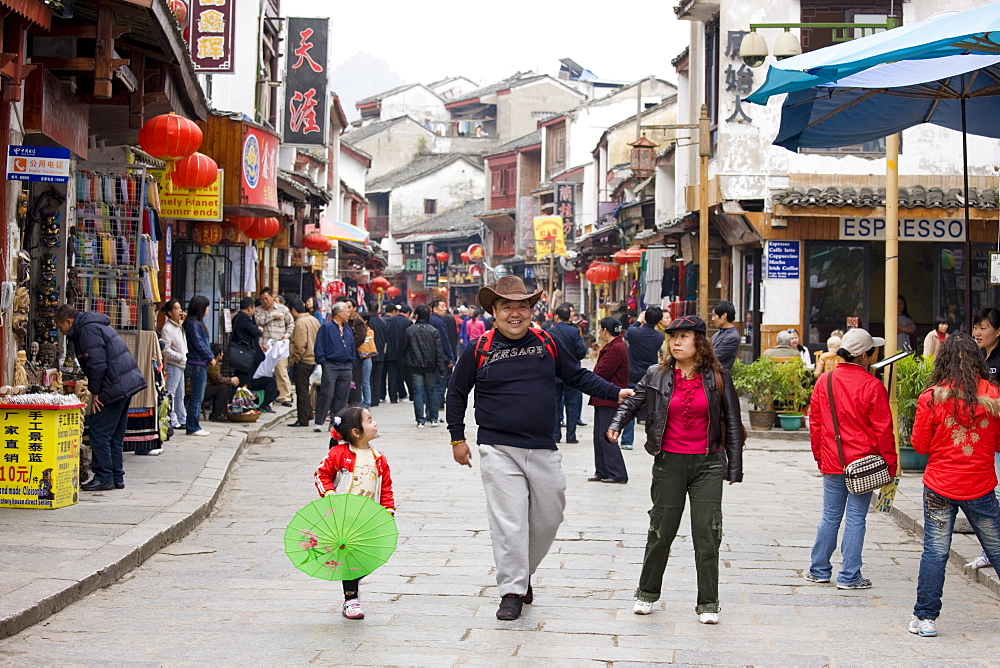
[0,399,998,666]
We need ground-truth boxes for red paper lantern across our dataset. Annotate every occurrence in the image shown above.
[371,276,390,293]
[586,262,620,285]
[386,286,401,298]
[435,251,450,263]
[167,0,187,24]
[241,217,281,241]
[171,152,217,189]
[191,222,222,246]
[612,248,642,265]
[460,251,471,262]
[138,113,202,162]
[303,231,331,252]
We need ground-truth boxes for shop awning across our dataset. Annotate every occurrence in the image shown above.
[320,216,369,244]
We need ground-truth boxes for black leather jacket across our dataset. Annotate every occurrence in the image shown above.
[609,363,744,482]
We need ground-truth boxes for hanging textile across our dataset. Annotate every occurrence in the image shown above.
[243,245,258,293]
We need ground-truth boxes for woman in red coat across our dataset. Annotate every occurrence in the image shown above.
[588,317,630,483]
[908,334,1000,637]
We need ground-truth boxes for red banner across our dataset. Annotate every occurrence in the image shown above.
[240,126,279,210]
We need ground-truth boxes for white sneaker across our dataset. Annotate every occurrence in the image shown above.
[139,449,163,456]
[908,616,937,637]
[342,599,365,620]
[428,421,440,427]
[698,612,719,624]
[965,554,991,570]
[312,425,323,432]
[189,429,210,436]
[170,423,182,430]
[633,600,652,615]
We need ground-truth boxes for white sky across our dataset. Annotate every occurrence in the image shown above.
[281,0,691,87]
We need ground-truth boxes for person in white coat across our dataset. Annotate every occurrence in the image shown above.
[159,300,188,429]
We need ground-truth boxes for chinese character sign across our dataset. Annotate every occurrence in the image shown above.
[190,0,235,73]
[423,242,441,288]
[554,182,576,243]
[0,406,83,509]
[284,17,329,146]
[724,30,753,124]
[534,216,566,257]
[241,126,279,210]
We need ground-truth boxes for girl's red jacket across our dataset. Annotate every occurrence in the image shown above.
[314,442,395,511]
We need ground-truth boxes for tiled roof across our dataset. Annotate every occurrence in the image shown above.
[395,199,485,239]
[449,72,550,105]
[341,116,418,144]
[367,154,483,193]
[487,130,541,157]
[356,83,423,106]
[773,185,999,210]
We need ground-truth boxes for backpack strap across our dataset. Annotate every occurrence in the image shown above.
[474,329,496,368]
[530,327,559,361]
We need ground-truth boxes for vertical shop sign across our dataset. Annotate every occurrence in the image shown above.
[164,223,173,299]
[283,17,328,146]
[190,0,235,73]
[555,182,575,243]
[423,242,440,288]
[518,196,539,251]
[241,126,279,209]
[724,31,753,124]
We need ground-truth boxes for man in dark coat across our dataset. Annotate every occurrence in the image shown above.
[231,297,278,412]
[56,305,147,491]
[368,307,389,406]
[383,303,411,403]
[550,306,588,443]
[399,304,447,426]
[621,306,665,448]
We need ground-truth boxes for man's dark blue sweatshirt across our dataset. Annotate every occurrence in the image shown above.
[625,323,664,384]
[429,313,454,361]
[446,329,620,449]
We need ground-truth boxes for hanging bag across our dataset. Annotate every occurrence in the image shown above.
[826,370,891,495]
[228,340,257,373]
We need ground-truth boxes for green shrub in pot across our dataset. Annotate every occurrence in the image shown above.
[896,354,936,447]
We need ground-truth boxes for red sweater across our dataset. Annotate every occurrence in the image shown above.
[811,363,898,477]
[589,335,629,407]
[911,379,1000,500]
[314,442,395,510]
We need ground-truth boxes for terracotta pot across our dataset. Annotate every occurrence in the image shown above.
[748,409,775,431]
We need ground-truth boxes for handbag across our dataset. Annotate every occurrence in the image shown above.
[826,371,891,495]
[227,340,256,373]
[358,327,377,359]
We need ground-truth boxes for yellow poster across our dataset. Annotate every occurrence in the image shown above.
[0,405,83,509]
[150,169,224,221]
[533,216,566,257]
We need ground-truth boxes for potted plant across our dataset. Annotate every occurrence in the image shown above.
[773,359,814,430]
[732,357,780,430]
[896,354,936,471]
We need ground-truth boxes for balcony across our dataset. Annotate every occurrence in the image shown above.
[491,194,516,210]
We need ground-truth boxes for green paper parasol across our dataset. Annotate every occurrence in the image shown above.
[284,494,398,581]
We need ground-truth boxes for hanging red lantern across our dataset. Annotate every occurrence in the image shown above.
[386,286,401,298]
[303,231,331,252]
[460,251,471,262]
[191,222,222,246]
[219,220,240,243]
[435,251,450,263]
[171,152,217,189]
[586,262,620,285]
[613,248,642,265]
[371,276,390,293]
[138,113,202,162]
[241,217,281,241]
[167,0,187,24]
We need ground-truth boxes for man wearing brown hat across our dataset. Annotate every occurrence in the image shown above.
[446,276,634,621]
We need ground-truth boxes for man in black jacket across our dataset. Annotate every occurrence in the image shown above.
[383,303,411,402]
[57,305,147,491]
[446,277,633,621]
[368,307,388,406]
[231,297,278,412]
[550,306,587,443]
[399,304,446,426]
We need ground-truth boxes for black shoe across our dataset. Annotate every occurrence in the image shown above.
[587,476,605,482]
[209,415,229,423]
[566,439,579,444]
[496,594,524,620]
[114,482,125,489]
[81,480,114,491]
[576,420,587,427]
[600,478,628,484]
[260,406,275,413]
[288,422,309,427]
[281,401,293,407]
[523,581,533,604]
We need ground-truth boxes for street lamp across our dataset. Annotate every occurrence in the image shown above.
[739,19,897,68]
[628,135,658,180]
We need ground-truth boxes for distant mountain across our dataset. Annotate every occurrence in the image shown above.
[330,52,405,122]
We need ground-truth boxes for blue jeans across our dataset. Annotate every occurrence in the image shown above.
[553,381,582,441]
[185,363,208,433]
[620,382,637,445]
[164,364,186,427]
[809,474,872,585]
[914,487,1000,620]
[361,357,373,407]
[410,371,439,424]
[86,394,132,485]
[315,361,353,427]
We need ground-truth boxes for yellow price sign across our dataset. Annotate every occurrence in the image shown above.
[0,405,83,509]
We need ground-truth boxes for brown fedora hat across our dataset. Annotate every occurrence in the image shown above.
[478,276,543,315]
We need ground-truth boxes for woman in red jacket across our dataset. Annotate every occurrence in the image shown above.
[588,317,631,484]
[908,334,1000,637]
[807,328,896,590]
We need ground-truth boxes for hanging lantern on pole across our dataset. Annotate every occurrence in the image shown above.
[171,152,218,190]
[241,217,281,241]
[167,0,187,23]
[460,251,471,263]
[304,231,331,252]
[138,113,202,162]
[386,285,401,299]
[435,251,450,263]
[191,222,222,251]
[371,276,390,293]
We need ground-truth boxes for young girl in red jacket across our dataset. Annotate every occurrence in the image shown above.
[314,406,395,620]
[909,334,1000,638]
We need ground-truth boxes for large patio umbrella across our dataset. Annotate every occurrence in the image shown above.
[746,4,1000,337]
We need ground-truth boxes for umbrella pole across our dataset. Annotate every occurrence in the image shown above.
[885,132,900,464]
[962,95,974,333]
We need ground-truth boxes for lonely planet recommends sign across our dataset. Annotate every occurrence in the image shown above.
[840,216,966,242]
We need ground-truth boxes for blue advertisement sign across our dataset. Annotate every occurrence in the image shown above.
[6,145,71,183]
[765,240,800,279]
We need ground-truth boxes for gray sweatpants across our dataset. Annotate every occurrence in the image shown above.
[479,444,567,597]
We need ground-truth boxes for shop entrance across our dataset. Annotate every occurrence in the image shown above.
[173,242,246,343]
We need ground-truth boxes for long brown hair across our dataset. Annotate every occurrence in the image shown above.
[662,331,723,377]
[929,333,993,425]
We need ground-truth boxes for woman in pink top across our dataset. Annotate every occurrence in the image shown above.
[608,315,745,625]
[465,309,486,341]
